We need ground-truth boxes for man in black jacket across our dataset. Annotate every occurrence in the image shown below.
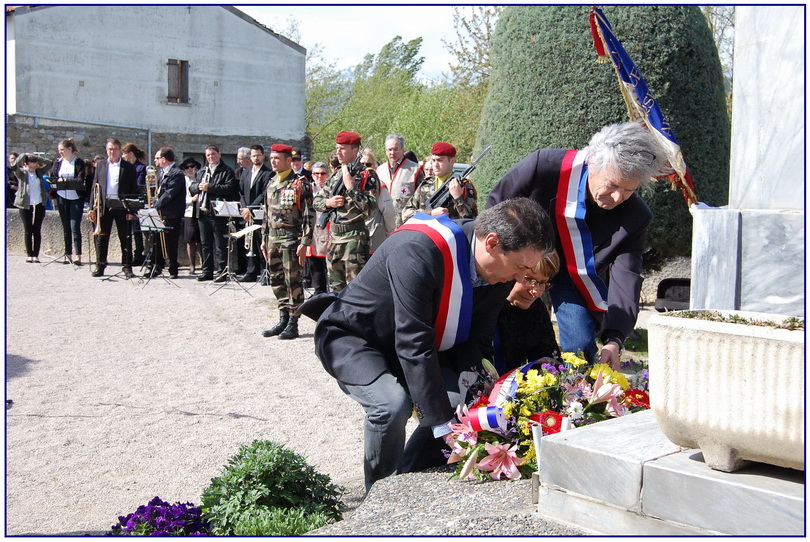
[309,198,555,491]
[145,147,185,279]
[237,145,272,282]
[88,138,138,278]
[190,145,238,281]
[487,122,669,368]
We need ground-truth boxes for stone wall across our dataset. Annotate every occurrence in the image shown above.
[6,115,310,167]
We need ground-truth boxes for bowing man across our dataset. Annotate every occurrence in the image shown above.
[305,197,555,491]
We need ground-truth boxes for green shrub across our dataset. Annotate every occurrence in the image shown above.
[475,6,730,267]
[201,440,344,536]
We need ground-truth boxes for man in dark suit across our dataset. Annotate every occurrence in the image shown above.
[237,144,272,282]
[291,148,312,182]
[190,144,238,281]
[308,198,555,491]
[487,121,670,369]
[88,138,138,278]
[145,146,185,279]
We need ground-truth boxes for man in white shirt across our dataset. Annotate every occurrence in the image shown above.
[88,138,138,278]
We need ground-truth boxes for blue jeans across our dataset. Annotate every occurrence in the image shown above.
[56,196,84,255]
[550,272,601,362]
[338,372,413,492]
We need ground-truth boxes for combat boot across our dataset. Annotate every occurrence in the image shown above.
[262,309,289,337]
[278,315,299,340]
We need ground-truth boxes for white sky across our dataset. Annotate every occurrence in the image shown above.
[235,5,459,81]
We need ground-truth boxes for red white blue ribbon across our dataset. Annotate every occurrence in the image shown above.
[396,213,472,351]
[555,150,608,312]
[468,361,539,435]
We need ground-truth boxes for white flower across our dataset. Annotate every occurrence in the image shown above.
[567,400,584,420]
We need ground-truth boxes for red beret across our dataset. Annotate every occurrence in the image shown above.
[270,144,293,154]
[431,142,456,157]
[335,131,361,145]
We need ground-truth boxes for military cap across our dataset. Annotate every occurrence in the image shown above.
[431,142,456,157]
[270,144,293,154]
[335,131,361,145]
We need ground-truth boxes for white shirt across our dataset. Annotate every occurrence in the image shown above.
[250,166,261,188]
[27,170,43,206]
[106,160,122,199]
[57,159,80,200]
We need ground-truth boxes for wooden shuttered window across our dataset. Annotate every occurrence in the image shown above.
[167,59,189,104]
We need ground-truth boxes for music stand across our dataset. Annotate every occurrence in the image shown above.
[40,178,88,268]
[100,197,143,283]
[209,201,252,296]
[138,209,179,290]
[249,208,271,287]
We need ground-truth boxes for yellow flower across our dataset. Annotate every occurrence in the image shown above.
[502,402,514,419]
[562,352,588,367]
[613,371,630,390]
[517,418,531,436]
[590,363,613,380]
[543,373,558,387]
[588,363,631,391]
[520,405,532,417]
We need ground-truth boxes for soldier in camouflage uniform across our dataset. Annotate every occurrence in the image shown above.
[312,131,378,292]
[260,143,314,340]
[402,142,478,223]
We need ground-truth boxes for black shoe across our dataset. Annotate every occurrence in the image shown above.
[197,274,214,282]
[262,310,290,337]
[213,274,228,283]
[278,316,300,340]
[169,273,179,280]
[91,267,105,277]
[123,267,134,279]
[237,273,257,283]
[144,268,162,278]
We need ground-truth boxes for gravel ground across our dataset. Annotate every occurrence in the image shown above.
[5,251,584,536]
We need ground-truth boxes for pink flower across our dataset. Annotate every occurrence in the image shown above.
[451,405,479,448]
[589,370,623,405]
[606,397,630,417]
[475,442,524,480]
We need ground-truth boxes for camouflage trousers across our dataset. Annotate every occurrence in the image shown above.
[267,238,304,311]
[326,237,369,292]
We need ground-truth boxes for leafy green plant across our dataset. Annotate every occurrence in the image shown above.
[201,440,343,536]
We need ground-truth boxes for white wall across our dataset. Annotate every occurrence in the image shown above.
[8,5,306,139]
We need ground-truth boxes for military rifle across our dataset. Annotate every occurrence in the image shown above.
[318,137,373,229]
[424,144,492,212]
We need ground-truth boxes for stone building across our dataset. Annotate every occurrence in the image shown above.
[5,5,308,165]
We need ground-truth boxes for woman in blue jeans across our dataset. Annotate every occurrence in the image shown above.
[50,138,88,265]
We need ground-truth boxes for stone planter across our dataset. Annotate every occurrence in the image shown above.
[647,310,804,472]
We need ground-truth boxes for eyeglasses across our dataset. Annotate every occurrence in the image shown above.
[362,162,374,168]
[521,276,553,295]
[312,171,328,176]
[292,156,302,161]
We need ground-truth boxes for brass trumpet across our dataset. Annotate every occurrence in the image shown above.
[91,183,105,236]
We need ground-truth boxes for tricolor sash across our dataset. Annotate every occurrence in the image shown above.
[555,150,608,312]
[396,213,472,351]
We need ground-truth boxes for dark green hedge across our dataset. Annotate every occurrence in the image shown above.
[475,6,730,265]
